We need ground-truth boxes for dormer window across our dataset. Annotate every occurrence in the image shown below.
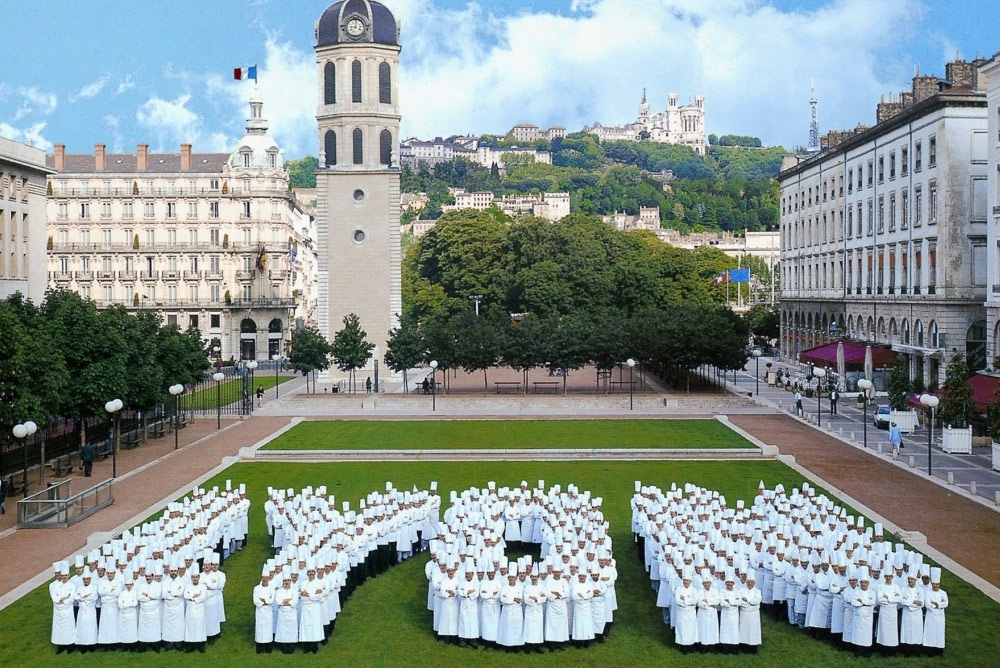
[242,152,251,168]
[268,151,277,169]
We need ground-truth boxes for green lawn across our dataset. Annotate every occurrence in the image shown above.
[261,419,757,450]
[182,375,295,410]
[2,459,996,667]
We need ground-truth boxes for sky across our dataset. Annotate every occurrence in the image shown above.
[1,0,996,159]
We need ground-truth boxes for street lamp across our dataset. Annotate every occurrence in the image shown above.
[169,384,184,450]
[104,399,123,478]
[813,367,826,423]
[858,378,872,449]
[752,349,762,395]
[626,358,636,410]
[429,360,438,412]
[246,360,258,409]
[272,355,282,399]
[13,421,36,498]
[920,393,940,476]
[212,372,225,429]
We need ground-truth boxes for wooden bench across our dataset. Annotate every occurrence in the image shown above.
[121,431,142,450]
[608,380,637,393]
[532,381,560,394]
[148,422,167,439]
[7,477,31,496]
[495,381,522,394]
[95,440,113,460]
[177,414,189,429]
[47,454,76,477]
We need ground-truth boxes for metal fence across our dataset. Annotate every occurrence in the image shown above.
[182,362,280,416]
[17,478,114,528]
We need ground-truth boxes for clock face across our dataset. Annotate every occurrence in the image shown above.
[346,18,365,37]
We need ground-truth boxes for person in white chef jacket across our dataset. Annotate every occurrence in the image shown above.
[74,572,99,651]
[160,559,186,650]
[921,567,947,655]
[274,569,300,654]
[850,570,876,654]
[436,562,460,642]
[738,575,762,652]
[522,565,546,651]
[297,559,324,653]
[718,570,741,651]
[479,563,502,647]
[97,561,122,648]
[588,563,607,641]
[457,564,480,647]
[875,570,901,649]
[137,565,163,651]
[673,569,699,648]
[696,570,720,649]
[570,568,594,646]
[182,566,208,652]
[50,561,76,653]
[544,564,570,646]
[116,574,139,649]
[899,574,924,652]
[253,571,274,653]
[498,571,525,649]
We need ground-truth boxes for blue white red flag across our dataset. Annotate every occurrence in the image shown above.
[233,66,257,81]
[712,271,729,286]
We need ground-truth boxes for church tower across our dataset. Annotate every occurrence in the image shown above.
[314,0,402,377]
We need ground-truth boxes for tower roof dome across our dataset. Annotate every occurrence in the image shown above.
[316,0,399,48]
[229,92,283,171]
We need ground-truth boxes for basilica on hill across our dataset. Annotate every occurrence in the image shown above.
[584,89,707,155]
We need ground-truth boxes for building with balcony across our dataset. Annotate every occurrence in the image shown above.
[982,55,1000,366]
[778,60,989,389]
[45,94,311,361]
[1,136,53,303]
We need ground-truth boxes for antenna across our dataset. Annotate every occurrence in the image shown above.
[808,80,819,154]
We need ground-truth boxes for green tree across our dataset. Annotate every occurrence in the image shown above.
[938,352,975,428]
[287,326,332,393]
[453,308,505,393]
[886,357,912,411]
[330,313,375,393]
[286,156,319,188]
[385,318,425,393]
[985,382,1000,442]
[156,325,210,390]
[501,313,548,393]
[743,303,780,341]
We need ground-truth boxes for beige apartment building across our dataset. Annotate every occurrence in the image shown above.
[1,136,53,304]
[45,95,313,362]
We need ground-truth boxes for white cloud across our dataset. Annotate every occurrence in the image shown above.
[135,93,231,152]
[68,75,110,102]
[13,86,57,120]
[115,75,136,96]
[0,121,52,150]
[104,115,124,153]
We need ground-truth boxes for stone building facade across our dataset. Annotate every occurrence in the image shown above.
[778,62,989,389]
[981,55,1000,366]
[0,136,52,304]
[44,95,308,362]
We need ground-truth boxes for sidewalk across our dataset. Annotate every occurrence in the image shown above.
[0,416,291,599]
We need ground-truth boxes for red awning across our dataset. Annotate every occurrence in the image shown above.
[798,342,896,370]
[907,373,1000,414]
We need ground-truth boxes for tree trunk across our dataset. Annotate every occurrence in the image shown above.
[403,369,409,393]
[483,368,488,395]
[79,418,86,450]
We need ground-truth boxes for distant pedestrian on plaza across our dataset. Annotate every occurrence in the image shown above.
[830,388,839,415]
[256,385,265,407]
[794,390,803,417]
[366,377,373,393]
[80,441,96,478]
[889,422,902,455]
[422,378,430,394]
[0,476,8,514]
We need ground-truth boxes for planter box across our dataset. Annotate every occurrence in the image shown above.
[889,410,919,434]
[993,442,1000,472]
[941,426,972,455]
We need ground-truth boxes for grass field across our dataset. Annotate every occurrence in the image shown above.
[182,375,294,411]
[1,459,996,667]
[261,419,757,450]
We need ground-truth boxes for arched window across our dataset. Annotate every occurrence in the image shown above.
[352,60,362,103]
[902,319,910,345]
[324,61,336,105]
[240,318,258,334]
[379,129,392,166]
[967,320,987,371]
[268,318,283,334]
[353,128,363,165]
[378,62,391,104]
[915,320,924,347]
[324,131,337,167]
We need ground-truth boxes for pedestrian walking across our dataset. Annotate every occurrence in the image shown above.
[80,442,96,478]
[830,388,839,415]
[794,390,803,417]
[889,422,902,455]
[422,378,430,394]
[366,377,373,393]
[256,385,265,407]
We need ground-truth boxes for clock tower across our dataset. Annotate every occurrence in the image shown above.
[314,0,402,380]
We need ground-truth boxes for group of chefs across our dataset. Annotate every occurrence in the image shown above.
[426,481,618,651]
[49,481,249,653]
[633,480,948,656]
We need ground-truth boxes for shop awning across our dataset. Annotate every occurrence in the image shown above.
[906,373,1000,414]
[798,342,896,370]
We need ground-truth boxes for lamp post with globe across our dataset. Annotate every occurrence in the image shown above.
[813,367,826,423]
[13,421,36,498]
[246,360,258,412]
[213,372,225,429]
[104,399,123,478]
[429,360,438,412]
[920,393,940,476]
[857,379,872,449]
[752,349,762,395]
[169,384,184,450]
[626,358,636,410]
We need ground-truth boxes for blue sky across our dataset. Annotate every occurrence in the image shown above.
[1,0,996,158]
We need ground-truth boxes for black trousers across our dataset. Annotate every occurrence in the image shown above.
[83,461,93,477]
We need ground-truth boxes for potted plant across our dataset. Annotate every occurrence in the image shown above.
[939,352,974,454]
[224,290,232,305]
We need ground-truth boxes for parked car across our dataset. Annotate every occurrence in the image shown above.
[873,404,892,429]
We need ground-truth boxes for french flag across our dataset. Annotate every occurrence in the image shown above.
[233,65,257,81]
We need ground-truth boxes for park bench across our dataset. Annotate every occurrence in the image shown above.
[47,454,76,477]
[495,381,522,394]
[177,414,189,429]
[148,421,167,439]
[608,380,637,393]
[7,477,32,496]
[121,430,142,450]
[532,381,560,394]
[95,440,113,460]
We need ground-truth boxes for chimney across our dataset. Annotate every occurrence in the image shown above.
[911,75,939,104]
[54,144,65,171]
[945,60,974,88]
[137,143,148,171]
[95,143,106,171]
[180,143,192,171]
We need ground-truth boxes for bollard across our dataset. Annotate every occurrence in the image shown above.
[995,491,1000,506]
[970,481,977,496]
[838,427,843,436]
[826,422,833,431]
[850,431,855,441]
[947,472,954,485]
[892,451,898,461]
[909,456,915,468]
[877,442,882,454]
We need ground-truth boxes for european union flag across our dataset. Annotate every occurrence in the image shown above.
[730,268,751,283]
